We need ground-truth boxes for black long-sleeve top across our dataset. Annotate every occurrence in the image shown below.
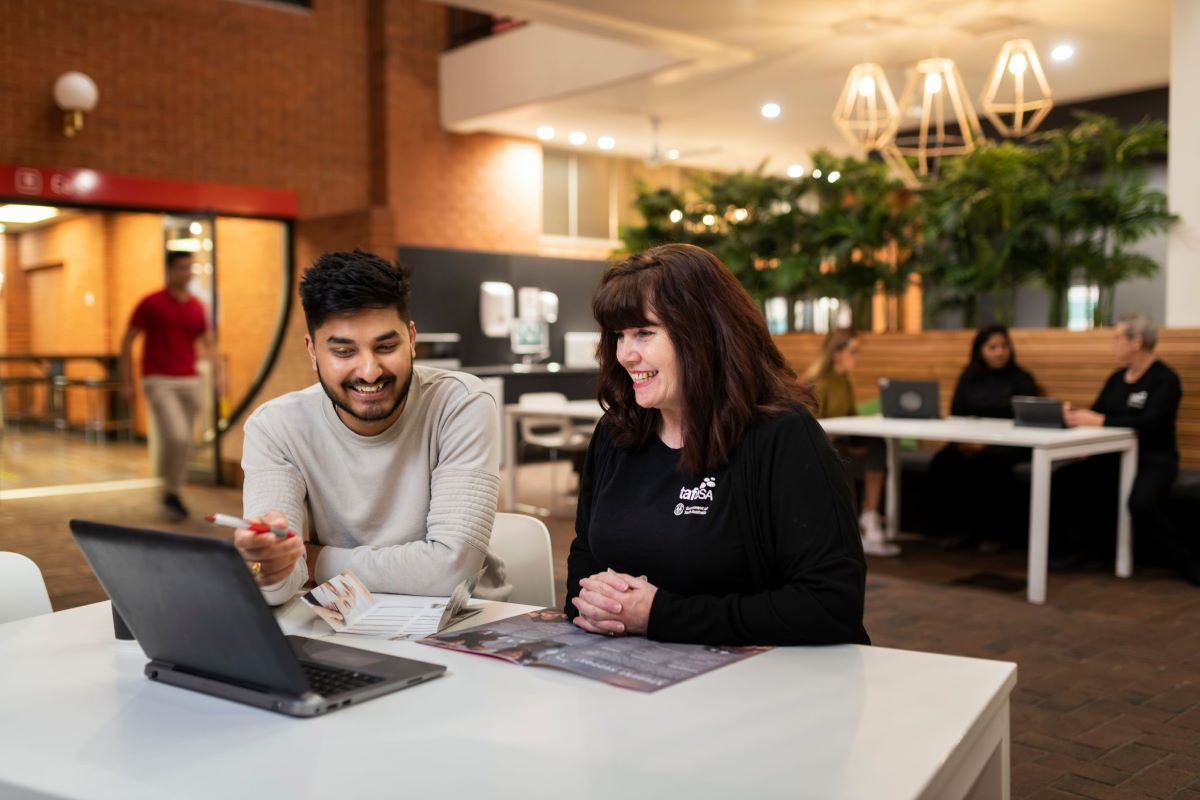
[565,407,870,647]
[1093,360,1182,465]
[950,366,1039,418]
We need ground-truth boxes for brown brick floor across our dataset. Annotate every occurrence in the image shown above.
[2,453,1199,799]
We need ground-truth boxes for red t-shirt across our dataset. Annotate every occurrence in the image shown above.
[129,289,209,377]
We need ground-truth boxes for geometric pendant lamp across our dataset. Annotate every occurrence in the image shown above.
[887,57,985,181]
[979,39,1053,137]
[833,63,900,153]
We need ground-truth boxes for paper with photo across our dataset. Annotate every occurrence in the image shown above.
[301,570,480,639]
[421,609,771,692]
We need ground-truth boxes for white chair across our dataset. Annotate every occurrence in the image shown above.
[489,513,556,608]
[0,552,52,624]
[517,392,591,506]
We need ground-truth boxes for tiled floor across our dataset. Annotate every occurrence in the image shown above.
[2,452,1199,799]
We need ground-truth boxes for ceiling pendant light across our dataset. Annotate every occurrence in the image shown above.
[884,57,984,183]
[832,63,900,153]
[980,39,1053,137]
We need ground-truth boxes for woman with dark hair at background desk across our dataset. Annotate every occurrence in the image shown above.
[930,324,1040,552]
[565,244,869,646]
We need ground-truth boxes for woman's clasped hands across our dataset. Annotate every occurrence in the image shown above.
[571,569,657,637]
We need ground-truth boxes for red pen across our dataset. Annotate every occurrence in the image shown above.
[205,513,295,539]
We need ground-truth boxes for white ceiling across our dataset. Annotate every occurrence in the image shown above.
[437,0,1171,173]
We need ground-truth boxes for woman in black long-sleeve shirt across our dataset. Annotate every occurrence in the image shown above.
[929,325,1039,549]
[565,244,869,646]
[1052,314,1196,585]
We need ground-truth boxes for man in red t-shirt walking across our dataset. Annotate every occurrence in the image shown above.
[119,252,222,520]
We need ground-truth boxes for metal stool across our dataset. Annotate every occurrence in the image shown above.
[0,376,54,431]
[53,377,132,442]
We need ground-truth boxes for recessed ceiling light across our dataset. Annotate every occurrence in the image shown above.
[597,136,615,150]
[812,168,823,179]
[787,164,805,178]
[827,171,841,183]
[568,131,587,146]
[0,204,58,224]
[536,125,555,141]
[1051,43,1075,62]
[667,148,680,160]
[669,209,683,223]
[761,102,782,119]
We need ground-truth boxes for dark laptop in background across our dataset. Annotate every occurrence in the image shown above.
[878,378,941,419]
[1012,396,1066,428]
[70,520,446,717]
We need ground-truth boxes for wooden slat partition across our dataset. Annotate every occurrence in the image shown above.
[775,328,1200,469]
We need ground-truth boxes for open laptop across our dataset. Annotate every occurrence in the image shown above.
[1012,396,1066,428]
[878,378,941,419]
[70,520,446,717]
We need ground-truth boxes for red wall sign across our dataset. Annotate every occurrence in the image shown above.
[0,164,298,219]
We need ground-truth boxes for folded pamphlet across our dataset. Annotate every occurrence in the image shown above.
[301,570,481,640]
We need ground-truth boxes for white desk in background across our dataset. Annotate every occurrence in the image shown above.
[502,399,604,512]
[0,600,1015,800]
[819,415,1138,604]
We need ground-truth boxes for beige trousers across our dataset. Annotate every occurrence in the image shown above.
[142,376,201,495]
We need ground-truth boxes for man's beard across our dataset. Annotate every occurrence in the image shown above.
[317,365,414,425]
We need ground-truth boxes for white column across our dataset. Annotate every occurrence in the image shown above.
[1166,0,1200,326]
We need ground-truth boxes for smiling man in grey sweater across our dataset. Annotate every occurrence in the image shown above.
[234,250,509,605]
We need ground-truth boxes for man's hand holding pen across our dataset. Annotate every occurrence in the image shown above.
[224,511,305,585]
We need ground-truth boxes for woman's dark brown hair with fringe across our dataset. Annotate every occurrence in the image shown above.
[593,243,815,475]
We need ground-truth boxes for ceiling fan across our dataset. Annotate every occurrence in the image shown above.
[643,115,722,167]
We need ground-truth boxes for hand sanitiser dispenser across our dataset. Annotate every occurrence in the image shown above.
[479,282,515,338]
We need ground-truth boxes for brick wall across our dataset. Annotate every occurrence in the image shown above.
[0,0,373,219]
[0,0,565,468]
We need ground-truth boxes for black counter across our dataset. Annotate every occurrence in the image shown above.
[461,364,598,404]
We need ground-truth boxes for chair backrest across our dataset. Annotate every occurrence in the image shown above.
[489,513,556,608]
[0,552,52,624]
[518,392,572,447]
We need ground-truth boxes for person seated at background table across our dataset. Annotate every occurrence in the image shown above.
[565,243,870,646]
[802,329,898,557]
[929,324,1039,552]
[232,249,511,603]
[1052,313,1197,585]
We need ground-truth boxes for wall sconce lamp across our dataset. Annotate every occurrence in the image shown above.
[53,71,99,137]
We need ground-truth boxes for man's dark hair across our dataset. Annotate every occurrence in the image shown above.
[165,251,192,269]
[299,249,412,332]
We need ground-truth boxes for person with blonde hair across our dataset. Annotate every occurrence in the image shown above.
[803,329,897,557]
[1053,314,1196,584]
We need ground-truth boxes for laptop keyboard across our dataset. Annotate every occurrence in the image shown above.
[300,661,385,697]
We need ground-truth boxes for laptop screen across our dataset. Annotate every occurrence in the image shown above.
[71,520,309,695]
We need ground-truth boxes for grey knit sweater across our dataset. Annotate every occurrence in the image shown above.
[241,366,510,605]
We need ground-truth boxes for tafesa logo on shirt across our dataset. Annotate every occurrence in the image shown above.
[674,477,717,516]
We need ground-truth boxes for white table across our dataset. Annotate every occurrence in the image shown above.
[502,399,604,512]
[819,415,1138,604]
[0,601,1016,800]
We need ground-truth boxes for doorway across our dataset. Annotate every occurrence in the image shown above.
[0,204,291,495]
